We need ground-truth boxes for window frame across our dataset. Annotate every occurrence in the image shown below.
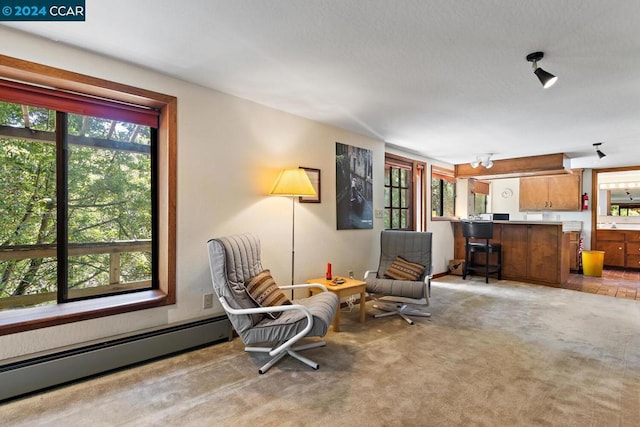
[0,54,176,336]
[384,153,426,231]
[473,180,490,216]
[431,165,456,220]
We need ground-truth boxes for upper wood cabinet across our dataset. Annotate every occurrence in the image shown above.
[519,173,581,211]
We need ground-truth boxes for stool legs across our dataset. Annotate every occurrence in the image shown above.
[463,242,501,283]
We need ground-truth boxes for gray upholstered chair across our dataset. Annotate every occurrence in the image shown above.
[207,233,339,374]
[364,230,433,325]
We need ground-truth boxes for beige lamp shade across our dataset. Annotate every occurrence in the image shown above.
[270,168,317,197]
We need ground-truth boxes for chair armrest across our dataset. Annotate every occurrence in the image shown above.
[364,270,378,280]
[217,296,311,317]
[218,296,314,357]
[279,283,328,292]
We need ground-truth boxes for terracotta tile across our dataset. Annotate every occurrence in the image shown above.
[566,270,639,302]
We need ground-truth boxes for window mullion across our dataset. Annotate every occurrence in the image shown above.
[56,111,69,302]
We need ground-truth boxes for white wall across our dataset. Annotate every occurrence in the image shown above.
[0,28,389,360]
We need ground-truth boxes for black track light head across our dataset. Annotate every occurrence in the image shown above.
[526,51,558,89]
[593,142,606,159]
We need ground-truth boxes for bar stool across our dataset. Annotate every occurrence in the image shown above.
[461,220,502,283]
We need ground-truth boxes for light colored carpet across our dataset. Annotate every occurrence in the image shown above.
[2,276,640,426]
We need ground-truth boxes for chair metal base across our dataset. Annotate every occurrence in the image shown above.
[245,341,326,374]
[372,302,431,325]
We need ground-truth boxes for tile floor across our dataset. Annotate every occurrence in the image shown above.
[565,268,640,300]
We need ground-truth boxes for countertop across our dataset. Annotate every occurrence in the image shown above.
[493,220,562,225]
[597,224,640,230]
[452,219,581,232]
[453,219,562,225]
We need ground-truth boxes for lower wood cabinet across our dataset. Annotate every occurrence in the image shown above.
[595,230,626,268]
[595,229,640,269]
[500,224,528,278]
[569,231,580,271]
[527,224,561,283]
[626,242,640,268]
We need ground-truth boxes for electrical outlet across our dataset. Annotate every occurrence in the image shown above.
[202,293,214,309]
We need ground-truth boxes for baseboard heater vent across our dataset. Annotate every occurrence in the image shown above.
[0,316,232,402]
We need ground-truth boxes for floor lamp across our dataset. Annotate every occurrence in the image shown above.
[270,168,317,298]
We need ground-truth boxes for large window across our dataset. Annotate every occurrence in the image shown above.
[431,166,456,218]
[0,55,176,335]
[384,154,426,230]
[0,99,155,307]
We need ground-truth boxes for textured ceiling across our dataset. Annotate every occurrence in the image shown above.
[4,0,640,169]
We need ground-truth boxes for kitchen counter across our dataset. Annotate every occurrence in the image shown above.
[597,224,640,230]
[453,221,573,286]
[455,219,581,231]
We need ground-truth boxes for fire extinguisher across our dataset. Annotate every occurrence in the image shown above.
[582,193,589,210]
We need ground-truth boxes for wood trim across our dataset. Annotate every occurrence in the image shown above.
[161,97,177,305]
[590,166,640,251]
[0,291,167,336]
[0,79,159,127]
[455,153,570,179]
[0,54,178,334]
[432,165,456,183]
[474,180,490,195]
[0,54,174,108]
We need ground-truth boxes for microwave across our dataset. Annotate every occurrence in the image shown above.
[479,213,510,221]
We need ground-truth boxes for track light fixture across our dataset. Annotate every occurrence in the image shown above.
[526,51,558,89]
[470,154,494,169]
[593,142,606,159]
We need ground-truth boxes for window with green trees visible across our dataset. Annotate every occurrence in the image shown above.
[384,154,426,230]
[431,166,456,218]
[1,94,157,309]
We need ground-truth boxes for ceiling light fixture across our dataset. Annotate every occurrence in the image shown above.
[526,51,558,89]
[593,142,606,159]
[470,154,493,169]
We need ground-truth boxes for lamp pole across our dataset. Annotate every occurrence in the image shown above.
[290,196,296,298]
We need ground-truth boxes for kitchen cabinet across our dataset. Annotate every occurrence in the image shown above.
[519,174,581,211]
[625,242,640,269]
[568,231,580,271]
[527,224,562,283]
[594,230,625,268]
[500,224,528,278]
[593,230,640,269]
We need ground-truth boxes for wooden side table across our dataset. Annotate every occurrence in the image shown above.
[306,277,367,332]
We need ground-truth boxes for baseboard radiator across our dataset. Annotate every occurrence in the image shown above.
[0,316,232,402]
